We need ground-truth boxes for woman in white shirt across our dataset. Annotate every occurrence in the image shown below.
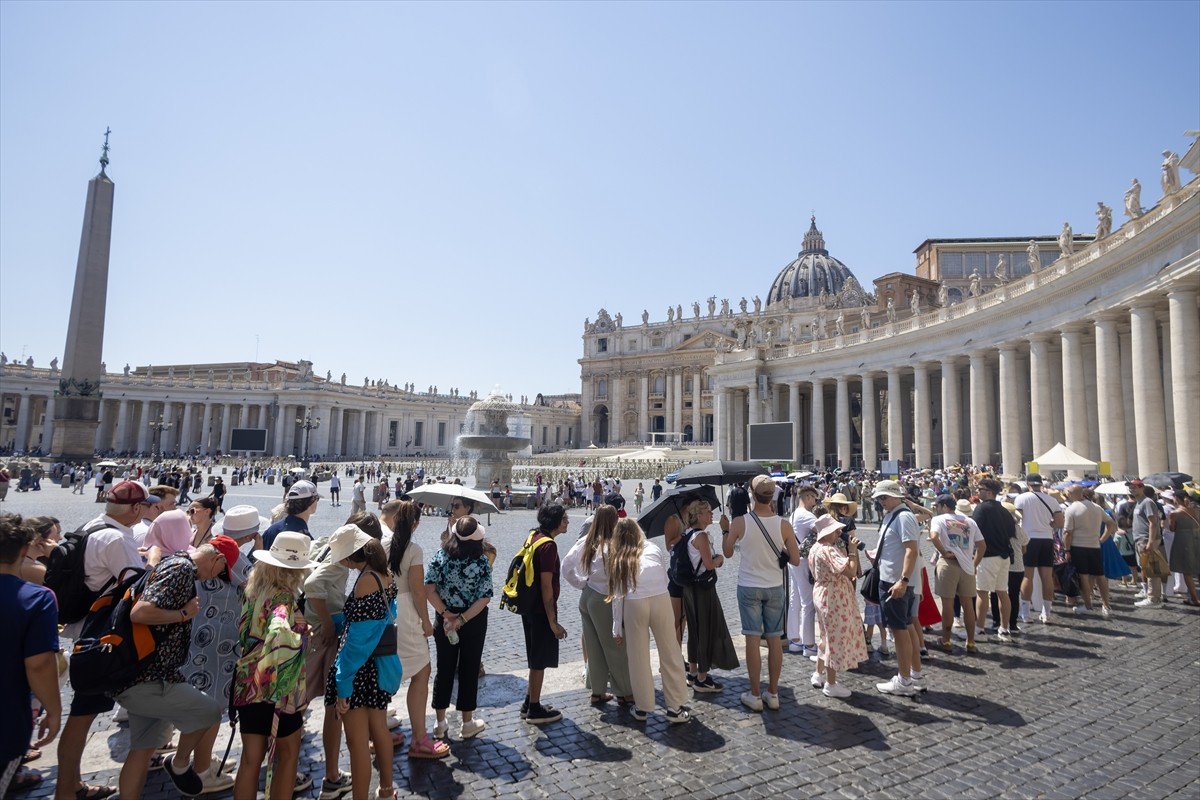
[607,518,691,723]
[561,506,633,705]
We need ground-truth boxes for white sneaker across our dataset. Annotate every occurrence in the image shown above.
[200,765,236,793]
[460,718,487,739]
[761,691,780,711]
[1073,605,1090,615]
[997,628,1012,642]
[113,705,129,724]
[1134,589,1148,599]
[1134,598,1162,608]
[788,640,804,653]
[876,675,918,696]
[822,682,852,699]
[432,720,449,740]
[952,627,968,640]
[1039,609,1051,624]
[909,672,929,693]
[810,670,826,689]
[1101,606,1111,618]
[386,714,402,730]
[740,691,764,712]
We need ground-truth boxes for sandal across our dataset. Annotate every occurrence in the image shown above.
[12,768,43,792]
[376,785,397,799]
[368,731,405,754]
[408,735,451,759]
[75,783,118,800]
[589,693,614,705]
[22,748,41,763]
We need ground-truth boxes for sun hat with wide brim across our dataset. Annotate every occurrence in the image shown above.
[327,524,375,563]
[813,514,847,541]
[252,531,314,570]
[872,480,906,499]
[826,492,858,517]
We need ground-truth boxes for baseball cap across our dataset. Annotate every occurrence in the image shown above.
[872,480,906,499]
[208,535,241,581]
[107,480,149,505]
[1025,473,1044,485]
[935,493,957,509]
[751,475,775,497]
[286,479,319,500]
[1127,479,1145,488]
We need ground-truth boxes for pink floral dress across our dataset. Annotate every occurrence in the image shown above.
[809,541,868,672]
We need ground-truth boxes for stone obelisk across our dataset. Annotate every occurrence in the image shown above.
[51,131,115,459]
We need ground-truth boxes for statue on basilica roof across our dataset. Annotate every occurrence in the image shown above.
[1124,178,1144,219]
[1096,201,1113,239]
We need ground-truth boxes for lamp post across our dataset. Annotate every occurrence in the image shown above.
[148,414,172,461]
[297,413,321,467]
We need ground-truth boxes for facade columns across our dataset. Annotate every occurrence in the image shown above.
[835,377,851,469]
[886,369,903,465]
[811,379,826,467]
[969,351,992,466]
[788,382,802,464]
[747,383,761,428]
[580,378,592,446]
[716,388,731,459]
[1130,304,1168,474]
[861,374,877,472]
[1060,326,1091,458]
[941,360,960,467]
[1168,289,1199,475]
[611,374,624,444]
[673,370,684,441]
[998,344,1023,476]
[692,367,703,441]
[639,373,649,442]
[136,401,151,453]
[912,365,931,469]
[1028,336,1053,458]
[1093,316,1127,477]
[664,370,674,438]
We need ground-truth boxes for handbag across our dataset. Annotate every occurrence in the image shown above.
[1140,546,1171,580]
[366,572,398,658]
[860,509,904,602]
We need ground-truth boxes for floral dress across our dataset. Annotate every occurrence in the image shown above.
[326,573,401,710]
[809,541,868,673]
[232,588,308,713]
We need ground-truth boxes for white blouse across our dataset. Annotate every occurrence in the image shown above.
[611,541,670,637]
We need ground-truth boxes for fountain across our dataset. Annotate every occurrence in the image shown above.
[458,388,530,491]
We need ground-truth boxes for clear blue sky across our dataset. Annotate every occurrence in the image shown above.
[2,0,1196,401]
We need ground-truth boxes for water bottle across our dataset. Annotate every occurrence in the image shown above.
[445,618,459,645]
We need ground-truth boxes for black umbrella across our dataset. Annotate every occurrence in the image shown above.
[1142,472,1192,492]
[638,484,722,539]
[604,492,626,509]
[673,460,767,487]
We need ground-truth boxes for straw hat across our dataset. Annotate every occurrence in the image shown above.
[826,492,858,517]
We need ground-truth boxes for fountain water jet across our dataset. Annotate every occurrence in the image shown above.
[458,388,530,491]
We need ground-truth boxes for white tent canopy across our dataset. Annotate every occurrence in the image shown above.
[1032,442,1097,478]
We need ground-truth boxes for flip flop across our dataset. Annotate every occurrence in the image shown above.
[408,735,451,759]
[22,748,41,763]
[74,784,118,800]
[589,693,614,705]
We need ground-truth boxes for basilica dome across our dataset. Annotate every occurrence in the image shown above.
[766,216,863,307]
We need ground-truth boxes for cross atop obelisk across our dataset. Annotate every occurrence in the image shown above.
[51,130,116,459]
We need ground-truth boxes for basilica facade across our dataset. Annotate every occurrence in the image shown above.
[581,136,1200,479]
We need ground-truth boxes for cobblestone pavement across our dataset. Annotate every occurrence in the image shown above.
[6,479,1200,799]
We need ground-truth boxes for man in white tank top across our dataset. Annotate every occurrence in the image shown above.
[724,475,800,712]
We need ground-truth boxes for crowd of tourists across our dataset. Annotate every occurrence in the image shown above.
[2,461,1198,798]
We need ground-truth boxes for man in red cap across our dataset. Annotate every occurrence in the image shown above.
[110,535,239,799]
[55,480,150,800]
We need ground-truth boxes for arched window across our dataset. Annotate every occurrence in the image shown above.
[654,375,665,394]
[597,379,607,399]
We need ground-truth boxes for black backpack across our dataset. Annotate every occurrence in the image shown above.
[44,520,117,625]
[668,529,716,586]
[499,531,553,615]
[69,565,157,696]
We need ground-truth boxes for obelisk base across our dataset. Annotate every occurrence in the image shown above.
[51,397,101,460]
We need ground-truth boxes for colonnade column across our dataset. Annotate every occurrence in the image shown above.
[116,399,131,453]
[325,406,340,456]
[788,382,802,465]
[136,401,152,453]
[716,388,731,459]
[355,410,368,458]
[969,351,992,466]
[835,377,851,469]
[861,374,877,472]
[199,403,214,455]
[912,365,931,469]
[941,359,960,466]
[747,383,761,430]
[1130,304,1168,474]
[10,395,31,452]
[273,403,289,456]
[811,379,825,467]
[886,369,902,465]
[219,404,234,453]
[1060,326,1091,458]
[1093,316,1127,476]
[41,396,55,454]
[692,367,703,441]
[1028,336,1053,458]
[1168,289,1199,475]
[179,403,195,454]
[160,401,176,453]
[93,403,107,452]
[580,378,592,447]
[998,344,1023,476]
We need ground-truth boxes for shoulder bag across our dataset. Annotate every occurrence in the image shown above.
[366,572,398,658]
[859,509,905,602]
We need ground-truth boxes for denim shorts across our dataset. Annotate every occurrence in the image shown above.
[879,580,915,630]
[737,584,786,637]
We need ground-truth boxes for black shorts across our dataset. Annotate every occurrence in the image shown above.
[1070,546,1103,577]
[235,702,304,738]
[667,579,682,599]
[70,690,115,717]
[879,580,915,630]
[521,612,559,670]
[1025,538,1056,568]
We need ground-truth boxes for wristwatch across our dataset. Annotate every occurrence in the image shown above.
[898,577,910,585]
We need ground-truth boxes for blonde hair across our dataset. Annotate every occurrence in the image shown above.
[684,499,711,528]
[580,506,618,576]
[243,561,305,607]
[605,518,644,601]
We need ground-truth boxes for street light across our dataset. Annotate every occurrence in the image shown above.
[148,414,173,461]
[297,413,321,467]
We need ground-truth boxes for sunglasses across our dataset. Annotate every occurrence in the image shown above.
[451,502,464,510]
[186,508,198,515]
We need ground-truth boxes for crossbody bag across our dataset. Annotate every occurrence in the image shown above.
[860,509,906,602]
